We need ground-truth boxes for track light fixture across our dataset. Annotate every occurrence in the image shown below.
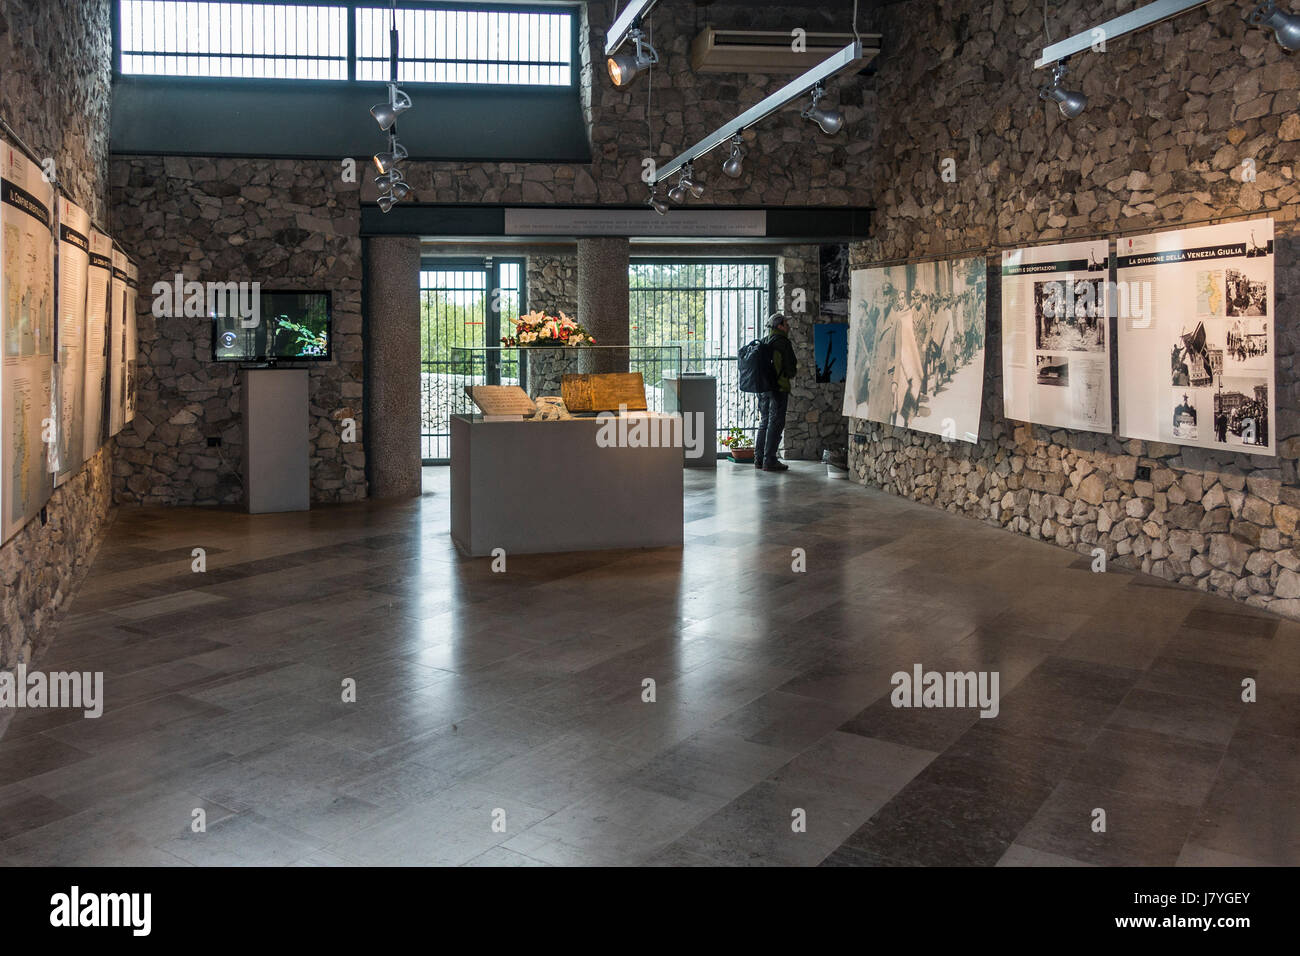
[801,83,844,135]
[373,137,408,175]
[374,168,405,192]
[1249,1,1300,50]
[646,186,669,215]
[668,163,704,203]
[371,0,411,212]
[607,28,659,87]
[1039,61,1088,119]
[722,134,746,178]
[370,83,412,131]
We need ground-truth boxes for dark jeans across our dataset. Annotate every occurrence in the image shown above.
[755,390,788,465]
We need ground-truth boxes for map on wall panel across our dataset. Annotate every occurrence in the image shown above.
[55,194,91,485]
[0,139,56,545]
[81,229,112,465]
[842,257,988,444]
[1117,219,1276,456]
[1001,239,1113,434]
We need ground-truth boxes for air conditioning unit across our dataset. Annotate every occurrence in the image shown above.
[690,28,881,74]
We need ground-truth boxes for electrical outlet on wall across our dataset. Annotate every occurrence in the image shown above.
[1136,465,1151,482]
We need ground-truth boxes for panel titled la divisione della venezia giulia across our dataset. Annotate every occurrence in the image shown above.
[842,217,1277,458]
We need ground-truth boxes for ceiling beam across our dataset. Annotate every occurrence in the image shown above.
[1034,0,1212,68]
[652,39,870,187]
[605,0,662,56]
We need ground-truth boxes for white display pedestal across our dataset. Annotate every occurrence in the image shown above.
[243,368,309,513]
[451,414,683,556]
[663,372,717,469]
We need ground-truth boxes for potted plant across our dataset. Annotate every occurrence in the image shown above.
[719,427,755,462]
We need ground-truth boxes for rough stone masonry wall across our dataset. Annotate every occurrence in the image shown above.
[0,0,115,677]
[527,255,579,318]
[849,0,1300,618]
[110,158,365,505]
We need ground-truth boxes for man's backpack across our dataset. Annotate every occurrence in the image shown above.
[737,338,777,393]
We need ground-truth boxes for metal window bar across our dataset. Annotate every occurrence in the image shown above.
[116,1,573,86]
[354,6,571,85]
[420,259,524,462]
[629,259,776,446]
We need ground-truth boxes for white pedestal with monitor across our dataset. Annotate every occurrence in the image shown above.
[243,368,310,513]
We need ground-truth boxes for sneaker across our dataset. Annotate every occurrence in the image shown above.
[753,458,763,469]
[765,461,789,472]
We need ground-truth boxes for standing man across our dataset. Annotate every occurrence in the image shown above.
[755,312,797,472]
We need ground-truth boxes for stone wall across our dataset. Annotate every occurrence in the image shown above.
[0,0,115,680]
[527,255,579,317]
[110,157,365,505]
[778,245,849,461]
[848,0,1300,617]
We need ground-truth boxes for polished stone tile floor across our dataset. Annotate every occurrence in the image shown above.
[2,464,1297,866]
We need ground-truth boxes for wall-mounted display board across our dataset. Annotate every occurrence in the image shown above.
[842,257,988,443]
[0,139,56,545]
[1001,239,1112,434]
[1117,219,1275,455]
[108,243,127,437]
[54,195,90,484]
[82,229,112,464]
[123,257,138,427]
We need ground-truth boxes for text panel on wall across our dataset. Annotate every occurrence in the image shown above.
[1117,219,1275,456]
[1001,239,1112,434]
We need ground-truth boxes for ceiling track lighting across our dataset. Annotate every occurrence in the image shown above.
[653,39,866,188]
[646,186,669,216]
[801,82,845,135]
[1034,0,1211,67]
[1248,1,1300,50]
[722,133,746,178]
[607,27,660,87]
[373,136,408,175]
[370,82,412,131]
[372,0,410,212]
[1039,61,1088,119]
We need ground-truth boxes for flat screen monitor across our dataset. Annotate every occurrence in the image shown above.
[213,290,332,362]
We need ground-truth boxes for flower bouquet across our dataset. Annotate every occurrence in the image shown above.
[502,310,595,347]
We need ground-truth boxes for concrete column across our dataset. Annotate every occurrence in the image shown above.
[577,237,629,373]
[365,236,422,498]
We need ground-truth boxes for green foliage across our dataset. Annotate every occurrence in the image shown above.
[718,426,753,449]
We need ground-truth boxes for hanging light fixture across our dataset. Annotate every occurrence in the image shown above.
[372,0,411,211]
[1248,1,1300,50]
[667,163,704,203]
[801,83,844,135]
[373,137,408,175]
[722,134,746,178]
[1039,61,1087,118]
[370,83,412,131]
[607,28,660,87]
[646,186,669,216]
